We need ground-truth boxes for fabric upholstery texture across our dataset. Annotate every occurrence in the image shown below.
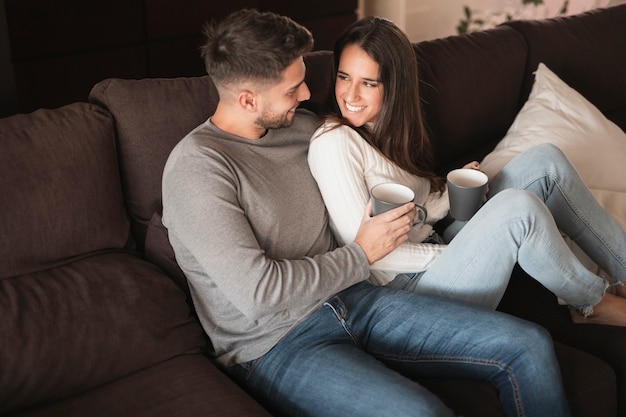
[8,354,272,417]
[0,103,206,414]
[144,212,188,294]
[413,26,528,173]
[505,6,626,123]
[89,76,219,250]
[0,103,130,278]
[0,252,205,414]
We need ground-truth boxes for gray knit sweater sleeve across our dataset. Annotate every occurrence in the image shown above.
[162,110,370,366]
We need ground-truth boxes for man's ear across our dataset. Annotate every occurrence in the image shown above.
[238,90,257,112]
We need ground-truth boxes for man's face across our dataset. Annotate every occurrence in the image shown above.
[255,57,311,130]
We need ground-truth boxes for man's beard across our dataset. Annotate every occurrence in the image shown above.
[255,108,295,130]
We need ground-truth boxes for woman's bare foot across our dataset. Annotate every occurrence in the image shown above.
[569,292,626,326]
[615,283,626,298]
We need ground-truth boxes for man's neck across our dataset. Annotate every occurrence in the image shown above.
[211,106,266,140]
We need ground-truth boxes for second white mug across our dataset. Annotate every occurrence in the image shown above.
[446,169,489,221]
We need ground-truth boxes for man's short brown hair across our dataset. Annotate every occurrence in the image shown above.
[201,9,314,88]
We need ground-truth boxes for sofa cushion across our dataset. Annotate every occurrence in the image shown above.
[144,211,188,295]
[413,25,528,173]
[89,76,219,251]
[0,103,131,278]
[553,342,617,417]
[0,252,206,414]
[505,4,626,131]
[480,62,626,231]
[9,354,272,417]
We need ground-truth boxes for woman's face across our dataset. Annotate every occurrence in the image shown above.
[335,44,384,127]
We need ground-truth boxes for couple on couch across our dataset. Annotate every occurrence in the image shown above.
[161,8,626,417]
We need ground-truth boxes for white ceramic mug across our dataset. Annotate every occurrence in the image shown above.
[370,183,427,224]
[446,169,489,221]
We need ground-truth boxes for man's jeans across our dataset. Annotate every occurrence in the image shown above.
[231,281,571,417]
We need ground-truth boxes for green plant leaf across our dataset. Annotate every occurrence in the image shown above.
[464,5,472,18]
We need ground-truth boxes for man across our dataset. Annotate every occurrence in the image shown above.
[162,9,571,417]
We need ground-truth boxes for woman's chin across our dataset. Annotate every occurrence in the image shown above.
[342,115,366,128]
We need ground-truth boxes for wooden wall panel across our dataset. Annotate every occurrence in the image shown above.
[5,0,144,59]
[13,46,146,111]
[145,0,260,40]
[4,0,357,114]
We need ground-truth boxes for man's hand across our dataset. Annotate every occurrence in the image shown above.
[462,161,481,170]
[354,201,416,264]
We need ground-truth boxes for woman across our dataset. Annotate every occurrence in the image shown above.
[308,16,626,326]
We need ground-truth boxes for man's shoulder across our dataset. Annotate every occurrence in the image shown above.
[164,121,227,174]
[293,108,322,133]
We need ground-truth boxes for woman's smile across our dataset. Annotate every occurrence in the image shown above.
[344,101,367,113]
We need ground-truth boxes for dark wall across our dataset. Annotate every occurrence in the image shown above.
[0,0,17,118]
[2,0,357,116]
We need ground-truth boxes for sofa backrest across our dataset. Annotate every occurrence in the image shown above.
[0,103,131,278]
[88,76,219,251]
[505,4,626,131]
[413,25,528,173]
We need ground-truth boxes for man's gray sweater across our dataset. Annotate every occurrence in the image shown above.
[162,110,370,367]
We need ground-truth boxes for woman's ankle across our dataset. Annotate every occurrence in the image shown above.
[570,292,626,327]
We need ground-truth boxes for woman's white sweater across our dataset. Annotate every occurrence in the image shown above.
[308,122,451,285]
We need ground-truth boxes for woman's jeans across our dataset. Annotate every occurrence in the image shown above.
[392,143,626,310]
[230,281,571,417]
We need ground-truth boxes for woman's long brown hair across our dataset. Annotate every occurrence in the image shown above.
[326,17,445,192]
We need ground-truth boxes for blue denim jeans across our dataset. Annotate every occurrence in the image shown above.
[392,144,625,311]
[230,281,571,417]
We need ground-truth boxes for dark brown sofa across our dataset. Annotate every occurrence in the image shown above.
[1,5,625,417]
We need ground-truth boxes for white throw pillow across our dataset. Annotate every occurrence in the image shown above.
[480,63,626,231]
